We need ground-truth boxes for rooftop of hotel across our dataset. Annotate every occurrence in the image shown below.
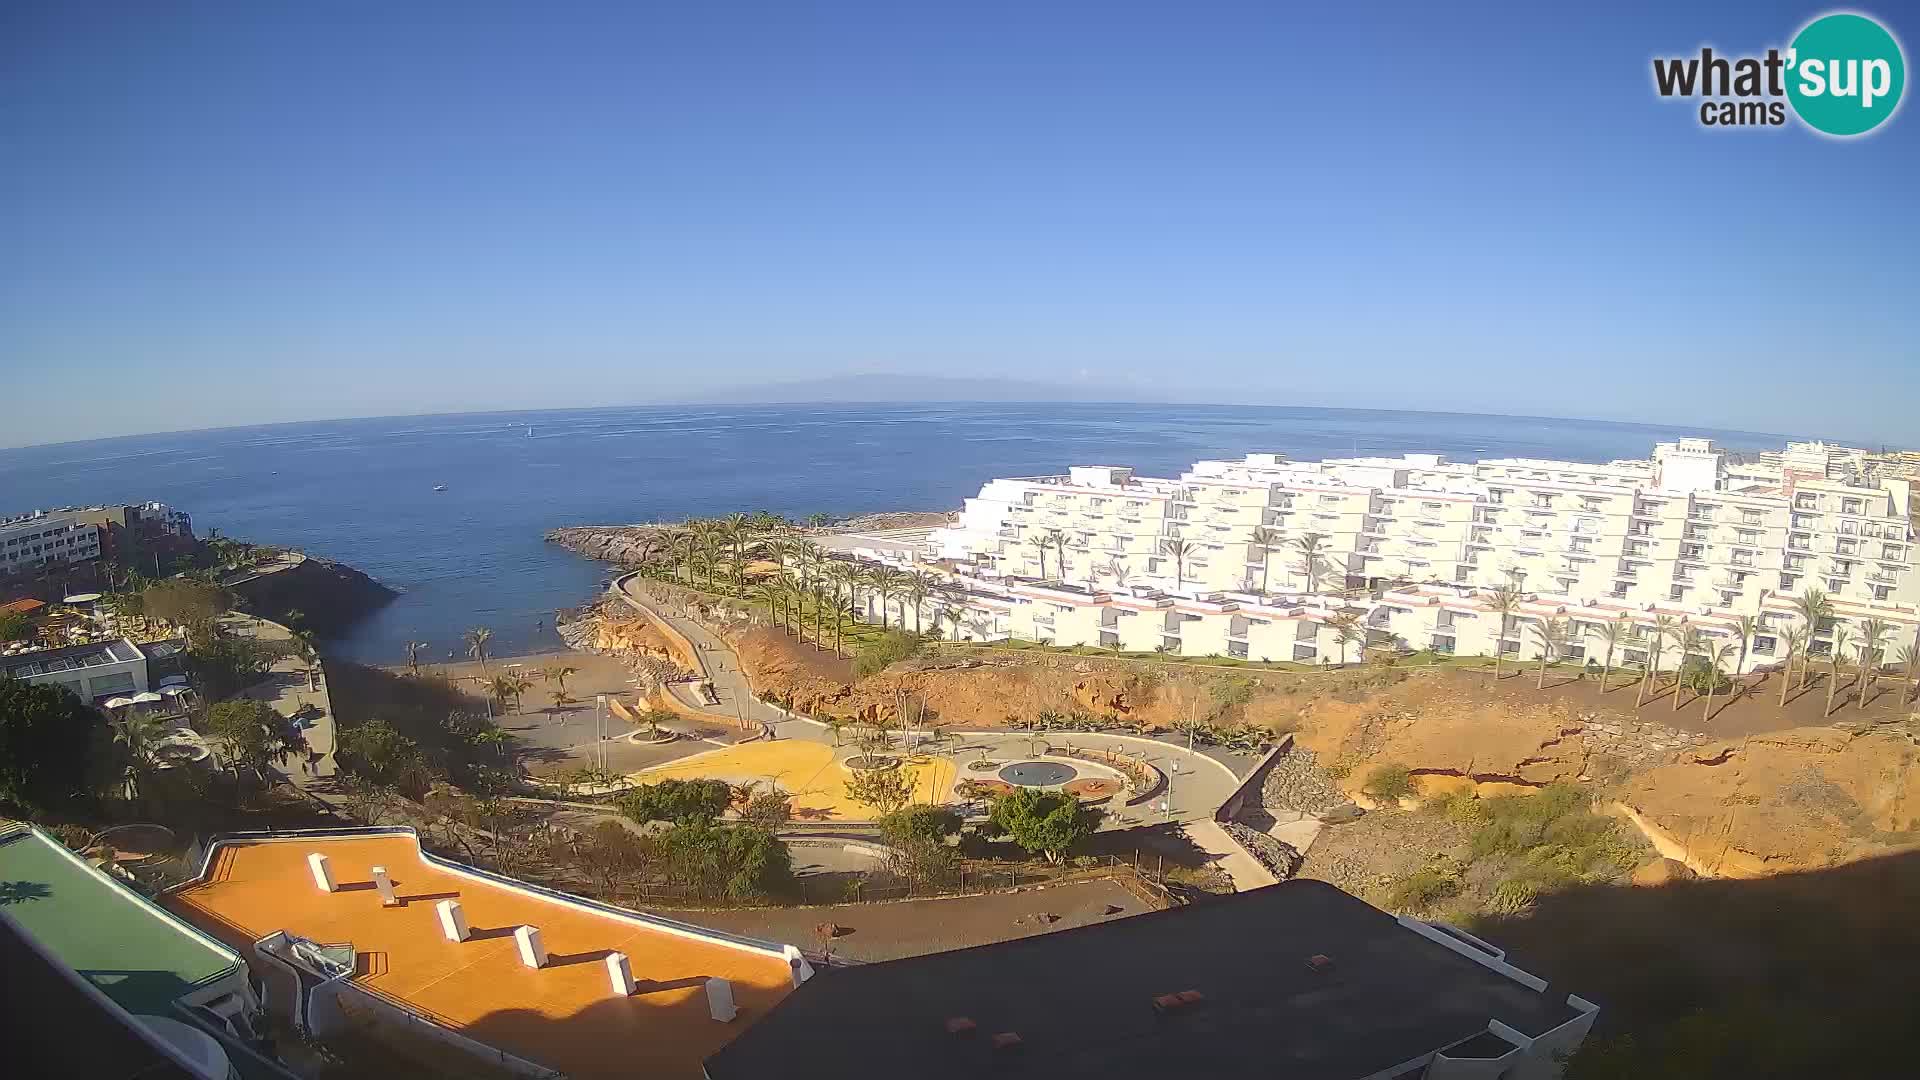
[0,825,242,1017]
[706,878,1583,1080]
[165,831,799,1079]
[0,637,143,675]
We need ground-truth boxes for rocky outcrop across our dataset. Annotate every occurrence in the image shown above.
[1614,725,1920,879]
[229,555,396,637]
[1259,747,1351,816]
[546,526,677,568]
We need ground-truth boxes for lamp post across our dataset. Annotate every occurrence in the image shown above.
[595,695,607,772]
[1166,759,1181,822]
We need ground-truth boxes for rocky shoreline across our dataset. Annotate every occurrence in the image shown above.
[545,511,955,568]
[229,553,397,637]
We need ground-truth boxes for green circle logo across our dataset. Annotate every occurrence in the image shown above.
[1786,13,1906,136]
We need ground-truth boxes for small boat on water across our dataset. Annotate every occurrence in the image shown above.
[432,484,448,492]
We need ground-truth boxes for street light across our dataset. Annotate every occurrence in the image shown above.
[1166,760,1181,821]
[595,695,608,771]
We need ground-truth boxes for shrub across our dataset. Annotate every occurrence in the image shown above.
[1363,763,1416,801]
[987,787,1099,863]
[854,630,921,679]
[1385,864,1462,911]
[878,805,961,848]
[660,821,793,901]
[1677,659,1733,695]
[618,778,733,825]
[1486,877,1542,916]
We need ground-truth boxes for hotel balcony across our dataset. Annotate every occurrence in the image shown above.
[1868,571,1897,585]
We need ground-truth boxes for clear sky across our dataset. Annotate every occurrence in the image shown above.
[2,1,1914,449]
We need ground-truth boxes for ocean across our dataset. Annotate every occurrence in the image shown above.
[0,403,1790,664]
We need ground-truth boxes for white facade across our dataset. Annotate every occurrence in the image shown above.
[0,639,149,702]
[830,439,1920,674]
[0,512,102,575]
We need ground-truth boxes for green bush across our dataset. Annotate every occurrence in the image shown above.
[853,630,921,679]
[878,805,961,848]
[987,787,1099,863]
[618,778,733,825]
[1363,763,1416,801]
[1385,865,1462,911]
[1677,659,1733,695]
[659,821,793,901]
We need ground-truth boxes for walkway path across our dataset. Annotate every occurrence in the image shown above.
[606,572,1256,829]
[610,573,788,734]
[225,613,337,782]
[1177,819,1279,891]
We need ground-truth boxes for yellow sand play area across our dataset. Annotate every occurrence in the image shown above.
[628,741,957,821]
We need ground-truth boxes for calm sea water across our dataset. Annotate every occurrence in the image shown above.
[0,403,1789,664]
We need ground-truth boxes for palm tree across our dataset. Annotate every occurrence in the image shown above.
[754,581,785,632]
[1044,529,1070,584]
[811,581,834,651]
[871,566,908,630]
[404,639,429,678]
[1160,537,1194,592]
[1596,616,1628,691]
[669,531,697,585]
[1824,625,1853,717]
[1722,613,1754,679]
[827,562,859,631]
[545,664,579,696]
[1896,643,1920,704]
[1026,533,1052,579]
[1248,527,1280,594]
[1486,584,1523,680]
[489,674,520,713]
[1329,611,1362,665]
[112,712,167,802]
[1531,616,1567,689]
[294,633,321,692]
[904,571,935,634]
[1792,588,1832,689]
[820,582,848,655]
[796,539,825,589]
[1292,533,1328,594]
[1700,641,1736,722]
[1855,617,1891,710]
[464,627,494,676]
[1673,625,1702,712]
[1640,615,1676,707]
[940,603,966,642]
[1779,627,1809,707]
[696,532,726,592]
[719,513,753,585]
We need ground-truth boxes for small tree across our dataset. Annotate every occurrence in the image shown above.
[845,764,918,816]
[741,788,793,829]
[878,805,962,848]
[987,787,1098,864]
[1363,762,1416,802]
[0,676,103,814]
[205,699,307,797]
[618,778,733,825]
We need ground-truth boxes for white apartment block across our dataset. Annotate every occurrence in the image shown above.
[832,439,1920,675]
[0,512,103,576]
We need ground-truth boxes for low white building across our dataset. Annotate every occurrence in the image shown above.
[0,638,148,703]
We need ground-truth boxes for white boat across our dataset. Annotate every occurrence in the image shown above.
[432,484,448,492]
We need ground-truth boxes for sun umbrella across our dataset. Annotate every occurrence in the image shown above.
[159,675,189,687]
[130,691,164,704]
[103,697,135,709]
[160,686,191,697]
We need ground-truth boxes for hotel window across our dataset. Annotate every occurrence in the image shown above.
[1680,543,1703,559]
[1743,511,1764,525]
[1841,520,1858,535]
[1736,529,1760,544]
[1885,544,1907,561]
[1752,635,1777,656]
[1843,498,1863,514]
[1732,552,1753,567]
[1837,539,1858,555]
[1875,586,1893,601]
[1796,493,1819,509]
[1669,585,1687,601]
[1828,578,1846,592]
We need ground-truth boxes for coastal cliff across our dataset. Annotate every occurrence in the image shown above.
[228,553,397,637]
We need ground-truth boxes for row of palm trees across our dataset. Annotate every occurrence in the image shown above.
[1475,584,1920,719]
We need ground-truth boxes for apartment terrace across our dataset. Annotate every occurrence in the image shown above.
[166,829,804,1080]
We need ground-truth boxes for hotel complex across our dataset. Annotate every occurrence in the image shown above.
[833,440,1919,674]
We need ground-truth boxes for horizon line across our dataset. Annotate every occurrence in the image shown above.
[0,397,1831,455]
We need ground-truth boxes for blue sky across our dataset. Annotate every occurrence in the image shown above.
[2,1,1914,448]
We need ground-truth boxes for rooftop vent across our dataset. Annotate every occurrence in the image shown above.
[990,1032,1023,1052]
[1153,989,1206,1014]
[1307,954,1335,974]
[945,1017,977,1036]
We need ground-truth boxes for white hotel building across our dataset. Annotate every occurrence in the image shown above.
[836,439,1920,674]
[0,511,103,577]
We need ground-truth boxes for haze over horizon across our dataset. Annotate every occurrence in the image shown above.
[4,1,1915,448]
